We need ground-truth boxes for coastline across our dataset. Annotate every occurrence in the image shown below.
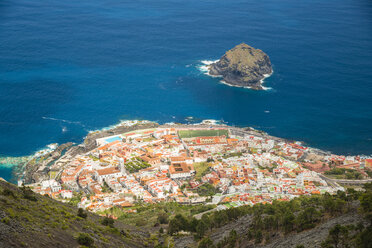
[3,118,372,185]
[18,119,372,214]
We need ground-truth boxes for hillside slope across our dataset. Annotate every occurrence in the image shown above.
[171,186,372,248]
[0,179,149,248]
[1,177,371,248]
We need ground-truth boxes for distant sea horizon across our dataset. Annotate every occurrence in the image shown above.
[1,0,371,182]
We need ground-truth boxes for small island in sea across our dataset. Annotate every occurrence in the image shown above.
[207,43,273,90]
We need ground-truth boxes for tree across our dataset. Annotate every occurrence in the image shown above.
[321,224,350,248]
[359,192,372,215]
[189,217,199,233]
[212,211,228,227]
[263,215,276,231]
[329,224,349,248]
[296,207,320,231]
[198,237,215,248]
[168,214,189,235]
[282,212,295,233]
[227,229,238,247]
[356,226,372,248]
[254,230,263,244]
[195,221,208,240]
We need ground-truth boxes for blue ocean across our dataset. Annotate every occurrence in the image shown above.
[1,0,372,182]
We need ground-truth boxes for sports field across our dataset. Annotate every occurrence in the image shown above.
[178,129,228,138]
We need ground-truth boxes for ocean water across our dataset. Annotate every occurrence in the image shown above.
[1,0,372,182]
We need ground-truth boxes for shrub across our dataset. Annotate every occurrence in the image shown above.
[77,208,87,219]
[21,187,37,202]
[108,227,120,235]
[120,229,130,237]
[135,218,147,227]
[101,217,114,227]
[76,233,94,247]
[2,188,16,198]
[157,212,169,224]
[1,217,10,225]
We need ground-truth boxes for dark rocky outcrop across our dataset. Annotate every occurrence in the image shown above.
[23,142,74,184]
[209,43,272,90]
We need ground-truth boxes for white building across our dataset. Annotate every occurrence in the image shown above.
[96,167,122,183]
[41,179,62,193]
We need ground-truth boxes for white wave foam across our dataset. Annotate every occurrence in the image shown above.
[259,70,274,91]
[262,86,273,91]
[219,80,252,89]
[88,120,154,133]
[42,116,86,127]
[200,119,220,125]
[34,143,59,157]
[219,71,273,91]
[196,60,223,78]
[201,60,218,65]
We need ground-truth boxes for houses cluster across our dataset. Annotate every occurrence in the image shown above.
[28,126,369,213]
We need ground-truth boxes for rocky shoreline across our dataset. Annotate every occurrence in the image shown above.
[208,43,273,90]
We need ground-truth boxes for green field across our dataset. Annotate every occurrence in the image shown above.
[178,129,229,138]
[193,162,211,180]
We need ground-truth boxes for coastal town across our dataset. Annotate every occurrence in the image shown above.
[25,121,372,214]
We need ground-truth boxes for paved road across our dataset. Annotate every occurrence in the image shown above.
[320,174,372,185]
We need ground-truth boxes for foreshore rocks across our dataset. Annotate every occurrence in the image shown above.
[23,142,74,184]
[209,43,272,90]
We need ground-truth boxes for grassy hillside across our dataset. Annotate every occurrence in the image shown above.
[0,179,150,248]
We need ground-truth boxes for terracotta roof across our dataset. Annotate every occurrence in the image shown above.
[97,167,120,176]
